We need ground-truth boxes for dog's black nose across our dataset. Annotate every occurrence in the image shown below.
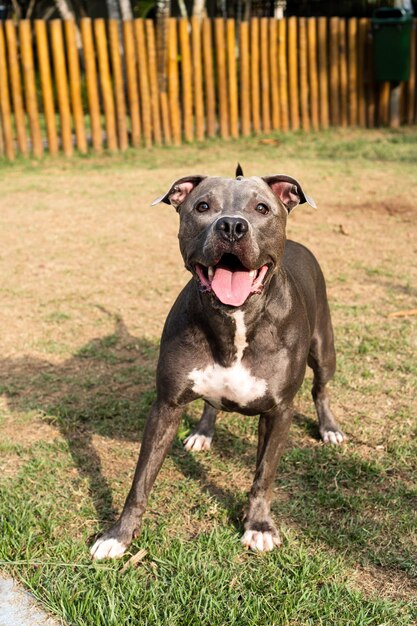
[215,217,249,243]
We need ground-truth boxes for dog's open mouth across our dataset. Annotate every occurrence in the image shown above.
[195,253,269,307]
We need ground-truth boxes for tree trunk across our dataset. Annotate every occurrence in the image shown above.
[244,0,251,21]
[106,0,121,20]
[156,0,170,93]
[10,0,21,19]
[178,0,188,18]
[119,0,133,20]
[193,0,206,18]
[54,0,76,20]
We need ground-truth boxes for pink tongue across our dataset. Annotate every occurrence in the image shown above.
[211,267,253,306]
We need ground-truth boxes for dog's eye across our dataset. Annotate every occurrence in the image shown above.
[256,203,269,215]
[196,201,209,213]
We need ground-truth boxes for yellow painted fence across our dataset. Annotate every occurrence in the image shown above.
[0,17,416,159]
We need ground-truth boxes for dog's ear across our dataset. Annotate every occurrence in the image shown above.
[235,163,244,177]
[151,176,207,210]
[263,175,317,212]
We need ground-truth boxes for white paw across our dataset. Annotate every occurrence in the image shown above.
[241,530,281,552]
[321,429,345,445]
[183,433,212,452]
[90,537,127,560]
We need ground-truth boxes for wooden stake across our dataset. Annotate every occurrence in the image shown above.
[95,18,117,151]
[81,18,102,152]
[5,20,28,156]
[0,23,14,159]
[109,19,128,150]
[123,20,141,147]
[134,19,153,148]
[278,18,289,131]
[215,18,229,139]
[348,18,358,126]
[366,20,376,128]
[250,18,260,133]
[227,19,239,139]
[298,17,310,131]
[260,18,271,133]
[179,18,193,142]
[168,18,181,145]
[0,109,4,157]
[378,82,390,126]
[65,19,87,154]
[307,18,319,131]
[317,17,329,128]
[146,20,162,145]
[406,20,416,124]
[20,20,43,157]
[35,20,59,156]
[357,18,367,127]
[202,18,216,137]
[269,19,280,130]
[50,20,73,156]
[191,16,205,141]
[329,17,340,126]
[240,20,251,136]
[339,19,348,128]
[287,17,299,130]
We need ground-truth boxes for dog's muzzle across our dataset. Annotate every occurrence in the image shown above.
[195,253,269,307]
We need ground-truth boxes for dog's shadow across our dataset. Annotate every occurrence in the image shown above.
[0,315,250,530]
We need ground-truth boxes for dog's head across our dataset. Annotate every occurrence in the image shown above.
[152,173,316,308]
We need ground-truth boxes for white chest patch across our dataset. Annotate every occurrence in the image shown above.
[188,310,267,408]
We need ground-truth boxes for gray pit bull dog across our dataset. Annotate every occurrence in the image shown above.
[91,168,344,559]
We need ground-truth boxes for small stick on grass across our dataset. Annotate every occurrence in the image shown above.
[388,309,417,318]
[120,549,148,573]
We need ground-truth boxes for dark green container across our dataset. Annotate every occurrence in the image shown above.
[372,7,413,81]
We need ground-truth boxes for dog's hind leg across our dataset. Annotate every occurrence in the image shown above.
[308,298,344,445]
[184,402,218,451]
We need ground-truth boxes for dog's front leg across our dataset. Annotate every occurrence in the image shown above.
[241,405,293,552]
[91,399,183,560]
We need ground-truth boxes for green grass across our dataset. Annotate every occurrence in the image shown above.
[0,128,416,625]
[1,441,415,626]
[2,127,417,174]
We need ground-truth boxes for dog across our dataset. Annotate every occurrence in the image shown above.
[91,167,344,559]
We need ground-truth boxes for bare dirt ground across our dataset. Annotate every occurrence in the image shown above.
[0,132,416,609]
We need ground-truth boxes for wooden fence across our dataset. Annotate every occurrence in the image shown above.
[0,17,416,159]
